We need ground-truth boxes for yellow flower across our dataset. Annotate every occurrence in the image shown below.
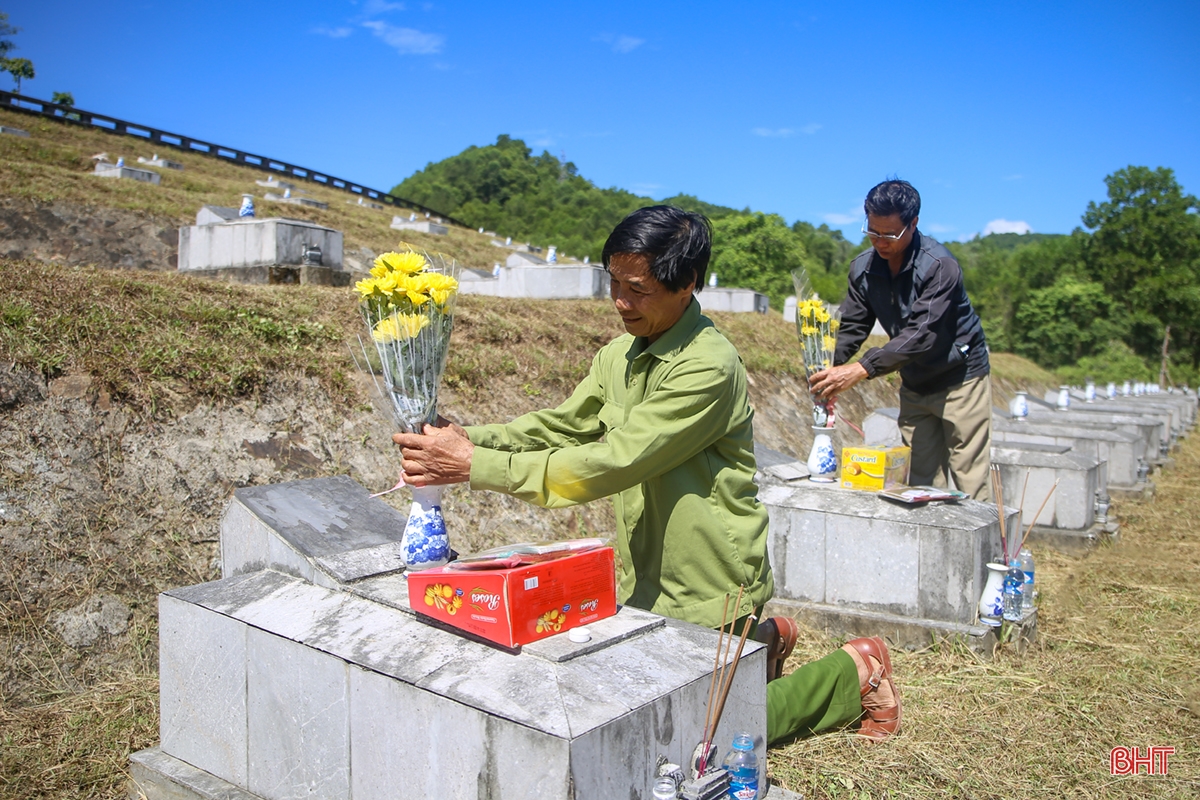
[369,264,389,279]
[374,251,428,275]
[354,277,379,298]
[815,308,831,324]
[397,275,431,306]
[801,324,817,336]
[823,359,831,369]
[372,313,429,342]
[823,335,837,352]
[830,318,841,332]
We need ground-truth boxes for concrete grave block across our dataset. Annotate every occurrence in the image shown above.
[94,162,161,184]
[0,125,30,137]
[158,594,248,787]
[993,416,1143,489]
[247,629,350,800]
[760,482,1008,648]
[178,217,345,286]
[695,287,770,314]
[391,218,449,235]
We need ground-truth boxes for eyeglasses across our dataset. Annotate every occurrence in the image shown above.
[861,220,910,241]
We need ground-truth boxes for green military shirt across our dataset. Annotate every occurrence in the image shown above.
[466,299,773,628]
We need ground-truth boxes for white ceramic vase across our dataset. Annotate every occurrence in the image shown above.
[1085,380,1096,403]
[402,485,450,570]
[1056,386,1071,410]
[1010,391,1029,419]
[978,562,1008,626]
[807,428,838,483]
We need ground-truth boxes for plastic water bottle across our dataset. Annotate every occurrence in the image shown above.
[1002,563,1024,622]
[1018,547,1035,611]
[722,733,759,800]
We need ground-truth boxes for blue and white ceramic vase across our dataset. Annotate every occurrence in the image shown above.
[1107,381,1117,400]
[807,427,838,483]
[1010,391,1029,420]
[978,562,1008,626]
[1085,379,1096,403]
[239,194,256,218]
[1056,386,1071,410]
[402,485,450,571]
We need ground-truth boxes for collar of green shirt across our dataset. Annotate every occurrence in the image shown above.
[628,298,705,364]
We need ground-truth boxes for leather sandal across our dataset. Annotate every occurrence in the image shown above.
[844,636,901,741]
[759,616,799,682]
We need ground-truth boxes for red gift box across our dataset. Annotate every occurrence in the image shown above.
[407,546,617,649]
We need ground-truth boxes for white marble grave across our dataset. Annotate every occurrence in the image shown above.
[130,476,772,800]
[178,215,346,286]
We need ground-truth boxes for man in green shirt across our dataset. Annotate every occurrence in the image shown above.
[394,205,900,743]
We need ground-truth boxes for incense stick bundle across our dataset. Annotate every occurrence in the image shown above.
[707,613,758,749]
[990,465,1008,560]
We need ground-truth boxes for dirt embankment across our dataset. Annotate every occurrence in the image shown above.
[0,198,179,270]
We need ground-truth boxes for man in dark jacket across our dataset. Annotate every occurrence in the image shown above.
[808,180,992,499]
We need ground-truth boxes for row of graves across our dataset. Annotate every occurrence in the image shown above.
[128,381,1194,800]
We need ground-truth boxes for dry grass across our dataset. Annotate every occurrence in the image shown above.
[767,433,1200,799]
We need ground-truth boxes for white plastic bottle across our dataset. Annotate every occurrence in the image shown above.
[722,733,758,800]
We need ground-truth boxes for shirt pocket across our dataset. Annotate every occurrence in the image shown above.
[598,401,624,434]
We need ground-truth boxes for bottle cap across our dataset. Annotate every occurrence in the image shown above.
[732,733,754,750]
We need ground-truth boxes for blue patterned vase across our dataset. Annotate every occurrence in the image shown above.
[807,428,837,483]
[978,562,1007,626]
[402,485,450,571]
[239,194,255,218]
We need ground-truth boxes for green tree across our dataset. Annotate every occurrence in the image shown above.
[52,90,73,106]
[3,56,33,93]
[1010,277,1122,367]
[0,12,18,60]
[1081,166,1200,370]
[709,213,820,309]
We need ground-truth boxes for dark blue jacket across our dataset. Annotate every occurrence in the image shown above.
[834,231,989,395]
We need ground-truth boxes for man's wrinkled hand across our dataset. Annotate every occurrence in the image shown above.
[392,423,474,487]
[808,362,869,400]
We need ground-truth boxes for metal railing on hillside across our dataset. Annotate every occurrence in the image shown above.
[0,90,469,228]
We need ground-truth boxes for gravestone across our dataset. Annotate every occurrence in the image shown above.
[178,215,346,286]
[129,476,778,800]
[93,160,161,185]
[255,177,295,190]
[992,416,1147,494]
[0,125,30,137]
[695,288,770,314]
[265,191,329,210]
[759,481,1018,651]
[990,442,1114,553]
[138,154,185,170]
[391,217,449,236]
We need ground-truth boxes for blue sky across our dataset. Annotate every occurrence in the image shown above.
[7,1,1199,241]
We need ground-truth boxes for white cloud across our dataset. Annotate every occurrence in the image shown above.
[312,25,353,38]
[823,212,859,225]
[925,223,954,234]
[752,127,795,138]
[595,33,645,54]
[983,218,1033,235]
[800,123,822,135]
[363,20,444,54]
[613,35,644,53]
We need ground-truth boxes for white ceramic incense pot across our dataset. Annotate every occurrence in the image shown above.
[978,562,1008,626]
[1056,386,1071,410]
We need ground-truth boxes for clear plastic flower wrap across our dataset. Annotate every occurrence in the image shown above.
[352,247,459,570]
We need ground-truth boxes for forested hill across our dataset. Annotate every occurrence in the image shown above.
[391,135,858,306]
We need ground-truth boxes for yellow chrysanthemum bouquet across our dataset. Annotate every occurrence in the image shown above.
[353,247,460,570]
[791,268,842,428]
[354,248,460,433]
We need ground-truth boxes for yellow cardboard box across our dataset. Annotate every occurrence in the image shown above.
[840,446,911,491]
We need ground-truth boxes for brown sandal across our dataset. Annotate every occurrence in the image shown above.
[844,636,901,741]
[760,616,799,682]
